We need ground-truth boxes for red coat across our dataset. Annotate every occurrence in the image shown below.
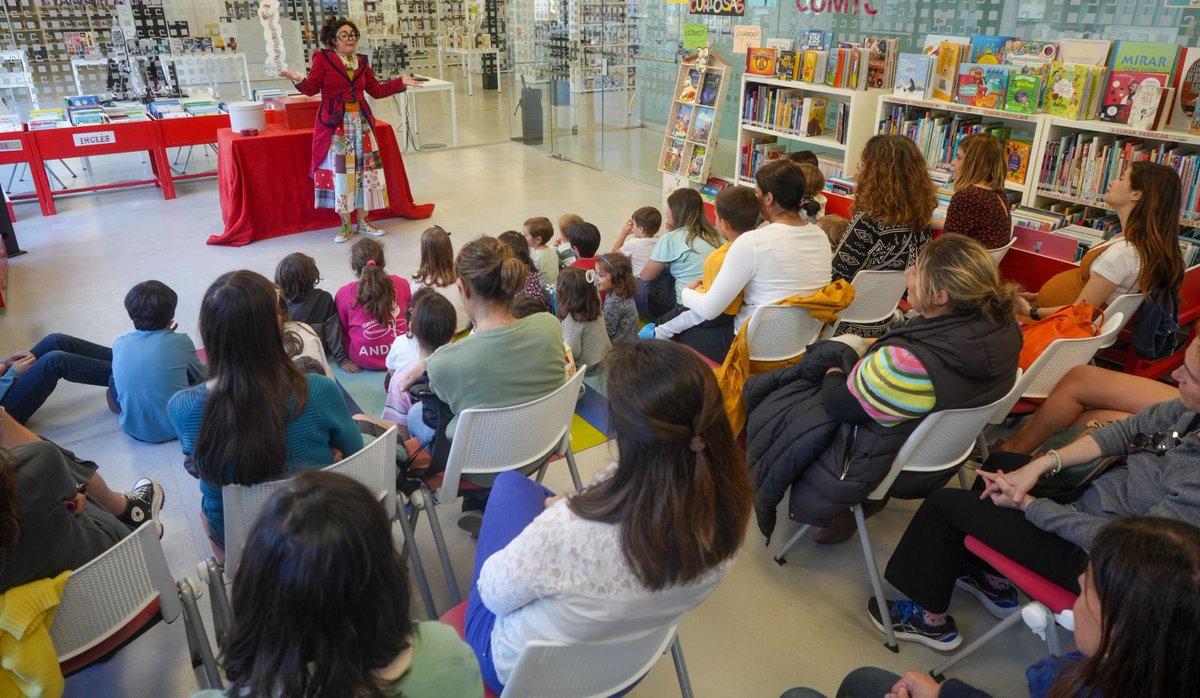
[292,49,407,176]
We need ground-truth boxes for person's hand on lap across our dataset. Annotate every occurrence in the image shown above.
[340,360,363,374]
[686,279,703,290]
[977,470,1034,510]
[887,671,942,698]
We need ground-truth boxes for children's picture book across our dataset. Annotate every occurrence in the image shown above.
[661,139,685,174]
[970,34,1012,64]
[1170,47,1200,130]
[1045,63,1093,119]
[1108,40,1179,76]
[1004,138,1033,185]
[746,47,778,76]
[677,68,701,103]
[956,63,1011,109]
[1098,71,1169,123]
[799,30,833,52]
[1003,40,1058,69]
[1058,38,1112,67]
[922,34,970,56]
[687,145,708,180]
[1191,101,1200,135]
[864,36,899,89]
[1126,81,1164,130]
[766,38,794,51]
[931,41,965,102]
[0,115,20,132]
[690,107,715,142]
[1005,73,1043,114]
[777,50,799,80]
[698,71,722,107]
[801,50,826,83]
[802,97,829,136]
[894,53,933,98]
[672,103,694,138]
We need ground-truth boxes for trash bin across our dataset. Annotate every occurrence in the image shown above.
[516,85,544,145]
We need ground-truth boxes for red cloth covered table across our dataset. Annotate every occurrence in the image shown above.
[211,120,433,246]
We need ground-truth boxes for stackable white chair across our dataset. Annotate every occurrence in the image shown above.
[744,303,826,363]
[50,522,222,689]
[772,378,1023,652]
[500,625,694,698]
[988,237,1017,265]
[827,270,908,336]
[1097,294,1143,348]
[411,367,588,605]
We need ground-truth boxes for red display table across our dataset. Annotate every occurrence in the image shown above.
[157,113,230,182]
[211,120,433,246]
[0,130,41,216]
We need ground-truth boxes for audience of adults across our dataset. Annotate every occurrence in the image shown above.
[939,133,1013,250]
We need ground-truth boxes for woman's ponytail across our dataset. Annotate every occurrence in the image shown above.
[499,256,527,296]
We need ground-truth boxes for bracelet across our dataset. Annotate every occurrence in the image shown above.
[1030,305,1040,320]
[1046,449,1063,477]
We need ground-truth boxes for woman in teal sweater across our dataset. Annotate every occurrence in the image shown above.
[168,271,361,557]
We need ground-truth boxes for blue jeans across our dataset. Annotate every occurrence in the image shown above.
[466,470,553,694]
[406,401,436,445]
[2,333,112,423]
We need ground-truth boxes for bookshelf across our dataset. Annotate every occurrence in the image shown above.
[568,0,635,93]
[659,52,731,185]
[875,93,1047,200]
[733,75,882,188]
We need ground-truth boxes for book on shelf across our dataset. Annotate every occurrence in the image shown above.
[825,46,868,90]
[1012,204,1068,231]
[687,145,708,180]
[955,63,1011,109]
[1058,38,1113,67]
[65,95,102,108]
[800,50,827,83]
[661,139,685,174]
[1124,81,1166,130]
[802,97,829,137]
[766,38,794,51]
[931,40,968,102]
[1045,62,1103,119]
[923,34,970,56]
[1005,137,1033,185]
[690,107,715,142]
[835,101,850,144]
[969,34,1012,64]
[672,103,694,139]
[1098,71,1170,123]
[699,72,722,107]
[0,115,20,132]
[894,53,933,98]
[1004,73,1043,114]
[863,36,899,89]
[1002,40,1059,70]
[738,134,785,180]
[799,30,834,52]
[746,47,778,77]
[825,176,858,195]
[777,50,800,80]
[1169,47,1200,130]
[699,177,728,202]
[1108,40,1179,77]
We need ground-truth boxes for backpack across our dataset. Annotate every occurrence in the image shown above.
[1131,287,1180,361]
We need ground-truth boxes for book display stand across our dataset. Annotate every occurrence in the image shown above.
[659,50,731,187]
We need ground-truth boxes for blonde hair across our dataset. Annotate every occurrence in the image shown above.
[853,135,938,233]
[816,214,849,251]
[557,213,584,237]
[953,134,1007,192]
[912,234,1018,323]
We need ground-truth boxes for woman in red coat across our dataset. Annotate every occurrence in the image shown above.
[279,17,423,243]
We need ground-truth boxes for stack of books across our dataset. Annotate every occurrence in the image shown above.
[27,108,65,130]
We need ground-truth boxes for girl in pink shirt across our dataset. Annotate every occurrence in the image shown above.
[335,238,412,371]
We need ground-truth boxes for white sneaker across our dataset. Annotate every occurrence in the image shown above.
[334,224,353,243]
[359,220,387,237]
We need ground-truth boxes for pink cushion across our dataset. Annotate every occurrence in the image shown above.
[440,601,500,698]
[964,535,1077,613]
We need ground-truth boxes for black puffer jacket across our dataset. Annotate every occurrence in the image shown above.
[746,312,1020,538]
[745,340,861,541]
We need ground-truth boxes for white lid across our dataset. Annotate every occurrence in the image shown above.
[227,101,264,111]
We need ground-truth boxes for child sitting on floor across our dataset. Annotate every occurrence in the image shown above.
[276,252,351,371]
[553,212,585,266]
[611,206,661,277]
[596,253,639,344]
[335,238,413,372]
[277,291,333,378]
[557,267,611,374]
[410,225,469,334]
[110,280,205,443]
[567,221,603,273]
[382,289,457,425]
[523,216,559,286]
[816,214,850,251]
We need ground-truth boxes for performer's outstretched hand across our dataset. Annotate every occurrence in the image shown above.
[401,76,426,88]
[278,69,303,82]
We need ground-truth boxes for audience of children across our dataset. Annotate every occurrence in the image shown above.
[335,238,413,372]
[556,266,612,375]
[499,230,552,308]
[596,253,639,344]
[785,150,828,220]
[816,214,849,251]
[382,288,458,426]
[275,252,352,371]
[553,212,585,265]
[639,189,722,319]
[522,216,559,286]
[0,333,114,424]
[611,206,661,277]
[195,471,482,698]
[566,221,603,273]
[110,281,205,443]
[278,292,335,378]
[168,270,362,559]
[411,225,469,334]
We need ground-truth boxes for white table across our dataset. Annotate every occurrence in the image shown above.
[392,76,458,149]
[70,58,110,99]
[437,47,502,97]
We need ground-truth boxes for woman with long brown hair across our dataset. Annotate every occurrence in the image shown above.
[1020,161,1185,320]
[638,188,722,318]
[463,340,751,694]
[334,237,413,371]
[833,134,937,336]
[940,133,1012,249]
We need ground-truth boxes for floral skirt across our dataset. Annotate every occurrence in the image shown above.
[314,109,389,214]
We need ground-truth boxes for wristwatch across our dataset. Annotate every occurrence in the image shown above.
[1029,305,1040,320]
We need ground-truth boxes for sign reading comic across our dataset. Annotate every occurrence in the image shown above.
[689,0,745,16]
[259,0,287,77]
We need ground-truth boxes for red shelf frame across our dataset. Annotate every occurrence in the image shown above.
[155,114,231,182]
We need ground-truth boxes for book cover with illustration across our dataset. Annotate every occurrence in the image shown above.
[687,145,708,180]
[931,41,965,101]
[1098,70,1168,123]
[746,47,778,77]
[894,53,933,98]
[690,107,715,142]
[1126,81,1164,130]
[1004,137,1033,185]
[955,63,1011,108]
[801,50,826,83]
[698,71,722,107]
[1003,40,1058,70]
[799,30,833,52]
[661,139,685,174]
[1058,38,1112,67]
[970,34,1012,64]
[676,68,701,103]
[922,34,970,56]
[1170,47,1200,130]
[864,36,899,89]
[802,97,829,136]
[777,50,800,80]
[1045,63,1093,119]
[1004,73,1043,114]
[672,103,694,139]
[1108,41,1179,77]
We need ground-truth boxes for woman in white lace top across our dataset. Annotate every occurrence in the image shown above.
[462,340,753,692]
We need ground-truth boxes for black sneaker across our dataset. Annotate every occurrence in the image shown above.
[118,478,164,538]
[956,565,1019,619]
[867,597,962,652]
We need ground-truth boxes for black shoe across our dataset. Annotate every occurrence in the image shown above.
[956,564,1019,619]
[867,597,962,652]
[118,478,164,537]
[457,511,482,538]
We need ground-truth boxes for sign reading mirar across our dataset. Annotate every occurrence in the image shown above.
[72,131,116,147]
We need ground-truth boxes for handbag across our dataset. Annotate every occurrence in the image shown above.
[1132,286,1180,361]
[1019,301,1102,370]
[1028,422,1124,503]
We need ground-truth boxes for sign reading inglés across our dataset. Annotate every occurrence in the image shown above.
[72,131,116,147]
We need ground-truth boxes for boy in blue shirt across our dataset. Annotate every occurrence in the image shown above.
[111,281,204,443]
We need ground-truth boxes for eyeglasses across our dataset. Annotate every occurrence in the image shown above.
[1129,430,1185,456]
[337,31,359,40]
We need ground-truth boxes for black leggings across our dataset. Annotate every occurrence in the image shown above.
[884,455,1088,613]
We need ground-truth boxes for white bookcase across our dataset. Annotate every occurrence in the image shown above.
[732,75,882,188]
[568,0,635,93]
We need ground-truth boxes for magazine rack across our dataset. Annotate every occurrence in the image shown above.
[658,49,732,185]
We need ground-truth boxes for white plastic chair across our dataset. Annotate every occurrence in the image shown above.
[988,237,1017,265]
[771,376,1023,652]
[49,522,221,688]
[413,367,589,605]
[827,270,908,336]
[501,625,694,698]
[744,303,826,362]
[1098,294,1143,348]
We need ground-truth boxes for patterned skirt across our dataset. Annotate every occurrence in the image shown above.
[314,108,389,214]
